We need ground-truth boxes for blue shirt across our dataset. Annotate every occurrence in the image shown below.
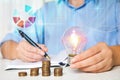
[0,0,120,56]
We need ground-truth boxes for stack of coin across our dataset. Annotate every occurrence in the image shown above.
[42,60,51,76]
[30,68,39,76]
[54,67,63,76]
[68,53,77,65]
[18,72,27,77]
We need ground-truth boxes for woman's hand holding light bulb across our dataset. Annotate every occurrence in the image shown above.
[70,42,113,73]
[62,27,113,73]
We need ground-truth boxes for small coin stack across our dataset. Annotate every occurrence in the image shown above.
[42,60,51,76]
[68,53,77,65]
[54,67,63,76]
[30,68,39,76]
[18,72,27,77]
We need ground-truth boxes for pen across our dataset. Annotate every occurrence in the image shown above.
[18,29,50,60]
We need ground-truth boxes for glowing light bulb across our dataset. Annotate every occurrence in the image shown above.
[62,27,87,54]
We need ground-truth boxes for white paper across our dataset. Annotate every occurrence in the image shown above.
[4,51,68,70]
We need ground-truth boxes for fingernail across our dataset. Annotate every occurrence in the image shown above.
[70,64,75,68]
[71,58,76,63]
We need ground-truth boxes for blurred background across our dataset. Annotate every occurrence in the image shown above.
[0,0,53,41]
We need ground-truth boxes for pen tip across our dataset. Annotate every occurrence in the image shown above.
[46,56,51,61]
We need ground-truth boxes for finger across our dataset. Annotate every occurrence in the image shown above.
[38,44,48,52]
[80,58,109,73]
[17,40,44,62]
[94,59,113,73]
[36,47,45,56]
[71,45,101,63]
[22,48,44,61]
[26,46,45,56]
[21,40,45,55]
[20,41,44,59]
[17,51,37,62]
[21,40,37,53]
[70,52,104,68]
[22,56,37,62]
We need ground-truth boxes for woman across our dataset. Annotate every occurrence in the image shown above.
[0,0,120,73]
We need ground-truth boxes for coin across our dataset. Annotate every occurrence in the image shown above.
[42,60,51,76]
[30,68,39,76]
[42,72,50,76]
[42,60,50,66]
[18,72,27,77]
[54,67,63,76]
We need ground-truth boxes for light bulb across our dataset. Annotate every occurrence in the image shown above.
[62,27,87,54]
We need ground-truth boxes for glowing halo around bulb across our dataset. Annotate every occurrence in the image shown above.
[62,27,87,54]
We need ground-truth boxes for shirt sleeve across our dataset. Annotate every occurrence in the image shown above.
[0,29,22,47]
[116,1,120,44]
[0,10,41,47]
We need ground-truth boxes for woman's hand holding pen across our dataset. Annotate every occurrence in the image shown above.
[16,40,48,62]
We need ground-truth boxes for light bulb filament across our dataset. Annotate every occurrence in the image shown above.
[70,30,80,50]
